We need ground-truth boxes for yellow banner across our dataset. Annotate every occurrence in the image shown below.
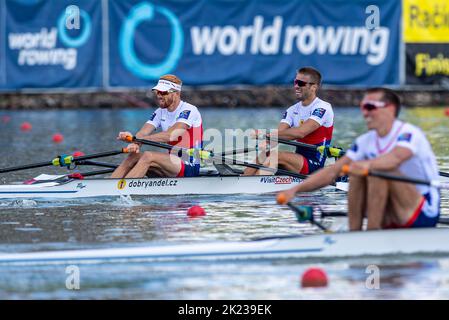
[403,0,449,43]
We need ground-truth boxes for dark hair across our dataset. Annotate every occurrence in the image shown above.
[366,87,401,117]
[297,67,322,86]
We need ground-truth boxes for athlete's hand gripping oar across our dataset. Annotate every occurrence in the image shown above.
[263,135,345,158]
[125,135,310,180]
[341,164,449,190]
[276,193,329,231]
[0,149,129,174]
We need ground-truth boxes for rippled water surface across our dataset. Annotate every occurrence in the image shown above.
[0,106,449,299]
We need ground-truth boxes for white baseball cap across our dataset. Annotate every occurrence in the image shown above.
[152,79,182,92]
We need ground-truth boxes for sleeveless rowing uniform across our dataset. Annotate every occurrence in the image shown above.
[280,97,334,174]
[146,101,203,177]
[345,120,440,228]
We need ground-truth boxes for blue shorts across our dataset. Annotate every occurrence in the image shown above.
[177,162,200,177]
[300,157,324,175]
[387,193,440,228]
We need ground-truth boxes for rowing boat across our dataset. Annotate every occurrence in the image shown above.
[0,173,349,199]
[0,228,448,264]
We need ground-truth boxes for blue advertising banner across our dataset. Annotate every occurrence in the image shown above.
[108,0,400,87]
[0,0,102,90]
[0,0,400,90]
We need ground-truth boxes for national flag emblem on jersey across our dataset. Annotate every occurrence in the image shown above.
[177,110,191,120]
[150,112,156,121]
[312,108,326,118]
[398,132,412,142]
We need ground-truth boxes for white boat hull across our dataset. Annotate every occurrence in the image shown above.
[0,175,348,199]
[0,228,448,264]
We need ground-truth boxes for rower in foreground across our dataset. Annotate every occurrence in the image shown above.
[243,66,334,176]
[111,74,203,178]
[280,88,440,230]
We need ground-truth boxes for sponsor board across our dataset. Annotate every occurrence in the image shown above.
[403,0,449,43]
[406,43,449,85]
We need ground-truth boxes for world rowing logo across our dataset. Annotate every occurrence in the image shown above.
[119,1,184,79]
[117,179,127,190]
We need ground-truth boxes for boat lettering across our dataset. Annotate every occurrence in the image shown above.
[117,179,126,190]
[259,177,300,184]
[128,179,178,188]
[324,236,336,245]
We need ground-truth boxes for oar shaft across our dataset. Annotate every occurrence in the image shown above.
[0,160,53,173]
[264,136,345,157]
[72,149,127,162]
[130,136,309,180]
[265,136,317,150]
[439,171,449,178]
[0,149,127,174]
[76,168,115,177]
[218,147,256,157]
[75,160,118,169]
[216,156,308,180]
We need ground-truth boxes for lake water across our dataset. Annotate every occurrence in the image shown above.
[0,106,448,299]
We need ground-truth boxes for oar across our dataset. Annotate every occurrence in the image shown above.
[276,194,328,231]
[74,160,118,169]
[439,171,449,178]
[341,165,449,190]
[0,149,128,174]
[219,147,257,157]
[304,209,449,226]
[126,136,309,180]
[264,136,345,158]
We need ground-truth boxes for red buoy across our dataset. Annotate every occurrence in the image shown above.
[444,108,449,117]
[52,133,64,143]
[301,267,328,288]
[20,122,32,132]
[73,151,85,158]
[187,205,206,217]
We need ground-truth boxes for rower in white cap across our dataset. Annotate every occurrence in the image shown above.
[111,74,203,178]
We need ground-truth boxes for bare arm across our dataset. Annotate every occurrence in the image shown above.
[295,156,352,192]
[135,123,156,138]
[368,147,413,171]
[277,119,321,140]
[139,122,189,143]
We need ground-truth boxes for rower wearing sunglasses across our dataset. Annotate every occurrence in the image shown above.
[280,87,440,230]
[111,74,203,179]
[244,66,334,176]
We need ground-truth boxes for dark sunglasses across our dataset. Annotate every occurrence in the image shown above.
[360,100,386,111]
[153,90,172,96]
[294,79,315,87]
